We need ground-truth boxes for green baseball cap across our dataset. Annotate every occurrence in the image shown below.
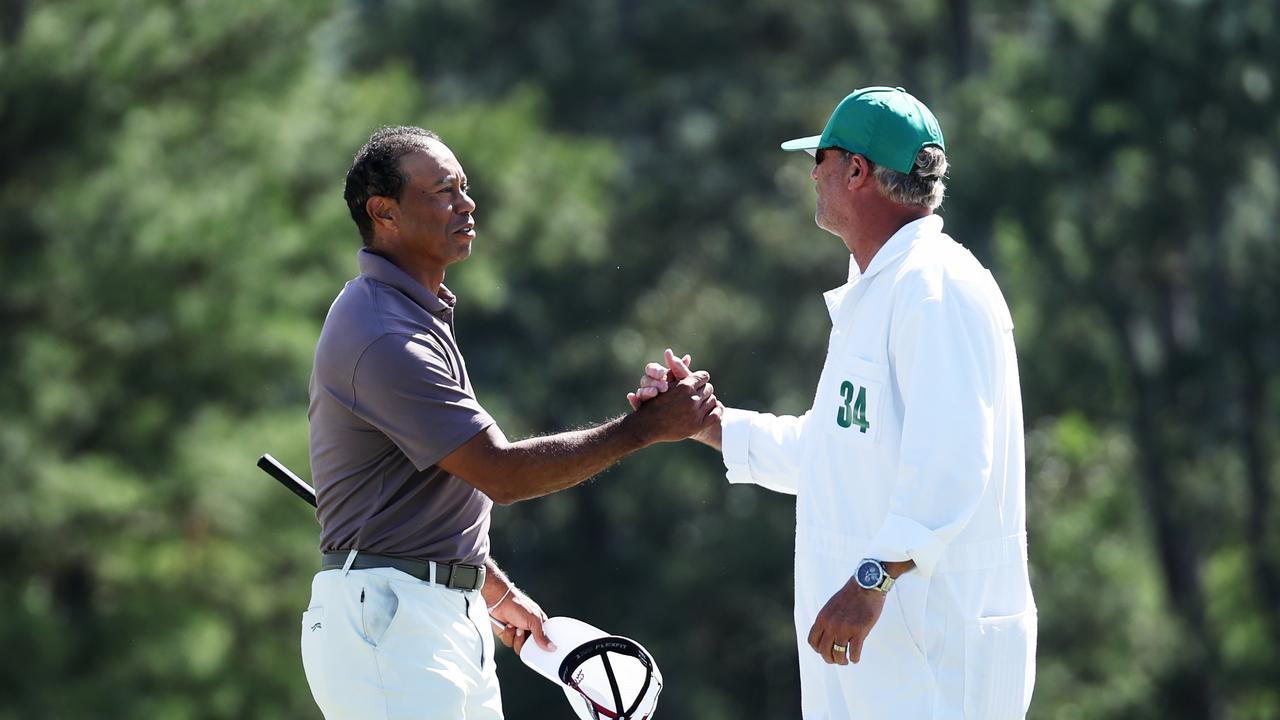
[780,86,945,174]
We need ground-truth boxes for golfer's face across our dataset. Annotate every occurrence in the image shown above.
[396,142,477,267]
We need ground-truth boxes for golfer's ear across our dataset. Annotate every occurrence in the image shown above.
[367,196,398,234]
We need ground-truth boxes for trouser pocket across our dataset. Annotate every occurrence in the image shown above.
[300,605,327,710]
[963,608,1037,719]
[360,576,402,648]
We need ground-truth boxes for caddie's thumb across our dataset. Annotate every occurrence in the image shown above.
[664,348,692,380]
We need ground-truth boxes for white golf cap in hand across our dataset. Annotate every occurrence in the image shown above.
[519,616,663,720]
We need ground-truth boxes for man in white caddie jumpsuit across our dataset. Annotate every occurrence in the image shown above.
[632,87,1036,719]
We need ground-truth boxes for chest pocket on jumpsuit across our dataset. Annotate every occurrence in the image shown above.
[825,356,889,447]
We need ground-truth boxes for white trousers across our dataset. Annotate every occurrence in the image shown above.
[300,566,503,720]
[794,544,1036,719]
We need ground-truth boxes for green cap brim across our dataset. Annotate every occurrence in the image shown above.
[780,135,823,152]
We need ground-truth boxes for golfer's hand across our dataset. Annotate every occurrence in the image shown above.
[626,353,720,443]
[806,580,887,666]
[628,349,724,446]
[491,588,554,654]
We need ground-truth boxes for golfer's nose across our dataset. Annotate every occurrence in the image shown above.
[458,188,476,213]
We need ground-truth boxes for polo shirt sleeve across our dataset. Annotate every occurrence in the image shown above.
[721,407,808,495]
[349,333,495,471]
[864,289,1001,577]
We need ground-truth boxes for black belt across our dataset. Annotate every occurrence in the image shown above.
[321,551,485,591]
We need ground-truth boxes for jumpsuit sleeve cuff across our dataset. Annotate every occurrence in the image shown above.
[865,513,948,578]
[720,407,755,485]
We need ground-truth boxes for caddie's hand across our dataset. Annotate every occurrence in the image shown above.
[491,587,554,654]
[654,349,727,446]
[806,579,888,666]
[626,351,691,410]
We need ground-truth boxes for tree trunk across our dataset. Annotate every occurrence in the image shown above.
[1240,346,1280,633]
[946,0,972,78]
[1107,304,1221,719]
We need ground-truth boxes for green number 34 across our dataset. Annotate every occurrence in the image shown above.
[836,380,871,433]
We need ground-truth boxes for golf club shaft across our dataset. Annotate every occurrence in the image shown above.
[257,453,317,507]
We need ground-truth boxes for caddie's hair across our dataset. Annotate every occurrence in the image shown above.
[344,126,441,245]
[869,145,948,211]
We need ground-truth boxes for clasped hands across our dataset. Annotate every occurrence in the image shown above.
[624,348,723,445]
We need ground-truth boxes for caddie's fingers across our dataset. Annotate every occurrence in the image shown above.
[848,635,864,664]
[833,638,850,666]
[816,629,838,665]
[639,375,668,392]
[806,619,824,654]
[627,388,659,410]
[665,348,692,379]
[815,619,844,665]
[645,362,668,379]
[511,627,528,654]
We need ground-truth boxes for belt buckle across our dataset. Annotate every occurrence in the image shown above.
[446,564,481,591]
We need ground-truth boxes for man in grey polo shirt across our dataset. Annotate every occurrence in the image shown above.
[299,126,720,720]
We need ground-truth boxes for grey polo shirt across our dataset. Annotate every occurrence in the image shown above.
[308,249,495,565]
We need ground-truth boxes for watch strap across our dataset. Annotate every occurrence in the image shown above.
[876,572,895,593]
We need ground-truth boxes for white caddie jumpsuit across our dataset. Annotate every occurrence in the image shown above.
[721,215,1036,719]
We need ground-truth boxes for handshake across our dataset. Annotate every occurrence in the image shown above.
[621,348,724,448]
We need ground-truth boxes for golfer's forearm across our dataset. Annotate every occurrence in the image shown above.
[491,416,652,503]
[482,558,514,608]
[444,416,654,504]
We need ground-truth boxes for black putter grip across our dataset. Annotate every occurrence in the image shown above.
[257,453,318,508]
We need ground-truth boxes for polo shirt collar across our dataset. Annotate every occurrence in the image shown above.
[357,248,455,314]
[847,214,944,283]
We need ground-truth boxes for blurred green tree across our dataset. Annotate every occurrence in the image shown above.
[950,1,1280,716]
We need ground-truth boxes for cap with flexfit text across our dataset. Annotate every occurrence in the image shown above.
[521,616,663,720]
[780,86,945,174]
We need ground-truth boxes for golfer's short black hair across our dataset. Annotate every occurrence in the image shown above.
[344,126,441,245]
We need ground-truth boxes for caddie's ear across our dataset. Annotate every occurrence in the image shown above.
[366,195,399,236]
[846,153,872,188]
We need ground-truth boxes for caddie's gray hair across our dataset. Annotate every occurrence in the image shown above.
[870,145,948,210]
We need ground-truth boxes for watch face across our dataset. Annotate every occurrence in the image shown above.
[857,561,882,589]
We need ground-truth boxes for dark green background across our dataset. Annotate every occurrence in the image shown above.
[2,0,1277,717]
